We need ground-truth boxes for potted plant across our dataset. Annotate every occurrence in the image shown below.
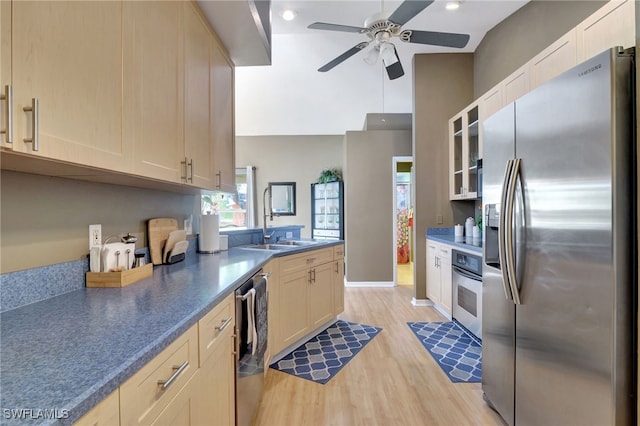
[317,168,342,184]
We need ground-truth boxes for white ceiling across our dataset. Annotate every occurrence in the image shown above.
[235,0,528,136]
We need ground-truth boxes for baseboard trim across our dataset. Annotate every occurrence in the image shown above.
[345,281,396,288]
[270,317,337,363]
[433,304,452,320]
[411,298,431,307]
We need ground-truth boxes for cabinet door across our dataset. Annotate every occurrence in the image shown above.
[438,247,452,316]
[0,0,11,149]
[426,242,440,304]
[152,371,200,426]
[503,64,529,105]
[449,115,464,199]
[11,2,129,172]
[197,328,235,426]
[309,262,334,329]
[74,390,119,426]
[184,3,215,189]
[279,269,310,348]
[124,1,184,183]
[263,259,279,363]
[576,0,635,61]
[211,41,235,193]
[529,30,577,89]
[333,259,345,316]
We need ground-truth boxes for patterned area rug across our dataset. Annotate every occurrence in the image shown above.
[408,321,482,383]
[270,320,382,384]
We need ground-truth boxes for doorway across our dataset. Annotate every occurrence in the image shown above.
[392,156,414,288]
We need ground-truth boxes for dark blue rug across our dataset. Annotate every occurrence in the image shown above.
[270,320,382,384]
[408,321,482,383]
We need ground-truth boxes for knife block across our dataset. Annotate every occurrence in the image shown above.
[86,263,153,288]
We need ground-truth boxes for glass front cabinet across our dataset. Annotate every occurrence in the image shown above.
[449,102,480,200]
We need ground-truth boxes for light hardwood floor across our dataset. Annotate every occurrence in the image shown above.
[255,286,504,426]
[397,262,414,287]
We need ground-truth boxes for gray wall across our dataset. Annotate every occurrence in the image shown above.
[235,135,344,238]
[413,53,474,300]
[0,170,197,273]
[343,129,412,283]
[474,0,605,97]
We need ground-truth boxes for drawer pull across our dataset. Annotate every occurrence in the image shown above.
[215,316,233,332]
[157,360,189,391]
[1,85,13,143]
[306,257,316,264]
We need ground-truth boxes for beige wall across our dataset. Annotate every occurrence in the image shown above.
[474,0,605,97]
[343,130,412,283]
[0,170,197,273]
[235,135,344,238]
[413,53,474,300]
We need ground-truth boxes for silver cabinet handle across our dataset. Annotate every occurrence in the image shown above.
[215,316,232,332]
[187,159,193,183]
[312,268,316,283]
[180,157,188,183]
[23,98,39,151]
[1,85,13,143]
[216,170,221,188]
[308,270,312,284]
[157,360,189,391]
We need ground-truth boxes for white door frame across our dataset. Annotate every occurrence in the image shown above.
[392,156,414,287]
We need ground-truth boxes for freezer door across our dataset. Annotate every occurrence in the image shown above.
[481,103,516,426]
[514,48,634,426]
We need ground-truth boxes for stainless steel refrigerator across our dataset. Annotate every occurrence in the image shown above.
[482,47,635,426]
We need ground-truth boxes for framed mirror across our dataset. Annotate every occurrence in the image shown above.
[269,182,296,216]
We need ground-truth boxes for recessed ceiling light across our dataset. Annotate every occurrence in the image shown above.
[282,10,297,21]
[445,2,460,11]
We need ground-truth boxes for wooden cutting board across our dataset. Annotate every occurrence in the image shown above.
[148,218,178,265]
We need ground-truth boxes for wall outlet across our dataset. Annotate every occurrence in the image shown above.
[285,231,293,239]
[436,215,444,225]
[89,224,102,248]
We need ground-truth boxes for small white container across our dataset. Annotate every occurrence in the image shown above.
[219,235,228,251]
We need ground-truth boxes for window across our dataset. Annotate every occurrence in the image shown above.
[201,168,255,228]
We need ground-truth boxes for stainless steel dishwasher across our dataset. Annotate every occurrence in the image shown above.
[235,270,269,426]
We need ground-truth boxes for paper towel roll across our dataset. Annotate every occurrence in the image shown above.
[200,214,220,253]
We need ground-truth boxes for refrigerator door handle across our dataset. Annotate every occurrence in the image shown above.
[504,158,522,305]
[498,160,515,301]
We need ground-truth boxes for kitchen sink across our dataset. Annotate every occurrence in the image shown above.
[275,240,317,246]
[245,244,294,250]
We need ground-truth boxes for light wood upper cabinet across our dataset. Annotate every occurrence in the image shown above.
[576,0,635,61]
[503,64,529,106]
[184,3,216,189]
[211,41,236,193]
[529,30,577,90]
[449,102,479,200]
[124,1,184,183]
[10,1,130,172]
[0,1,11,149]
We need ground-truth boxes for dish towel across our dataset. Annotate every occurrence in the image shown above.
[253,276,268,358]
[245,288,257,351]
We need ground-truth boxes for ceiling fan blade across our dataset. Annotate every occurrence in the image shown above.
[383,45,404,80]
[400,29,470,48]
[388,0,434,26]
[308,22,368,34]
[318,41,371,72]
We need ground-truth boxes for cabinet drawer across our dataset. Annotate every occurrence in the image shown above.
[199,293,235,366]
[120,324,198,426]
[280,248,333,275]
[333,244,344,259]
[439,246,451,258]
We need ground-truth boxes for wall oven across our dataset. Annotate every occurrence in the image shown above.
[235,270,269,426]
[451,249,482,340]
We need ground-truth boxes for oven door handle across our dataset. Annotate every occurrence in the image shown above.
[452,265,482,281]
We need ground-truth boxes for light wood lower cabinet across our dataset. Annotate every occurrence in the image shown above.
[74,390,120,426]
[120,325,199,426]
[196,293,236,426]
[271,245,345,356]
[151,371,200,426]
[426,241,452,316]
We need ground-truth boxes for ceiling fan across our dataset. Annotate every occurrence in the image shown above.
[308,0,470,80]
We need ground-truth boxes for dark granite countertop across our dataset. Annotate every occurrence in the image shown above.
[0,240,342,425]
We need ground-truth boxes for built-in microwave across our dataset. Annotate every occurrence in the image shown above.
[477,158,483,199]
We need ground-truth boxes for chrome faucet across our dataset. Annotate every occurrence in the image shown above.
[263,187,274,244]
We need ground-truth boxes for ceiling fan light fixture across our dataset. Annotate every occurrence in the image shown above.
[380,43,398,66]
[445,2,460,11]
[364,47,380,65]
[281,9,297,21]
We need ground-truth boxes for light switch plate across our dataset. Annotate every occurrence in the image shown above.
[436,215,444,224]
[286,232,293,239]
